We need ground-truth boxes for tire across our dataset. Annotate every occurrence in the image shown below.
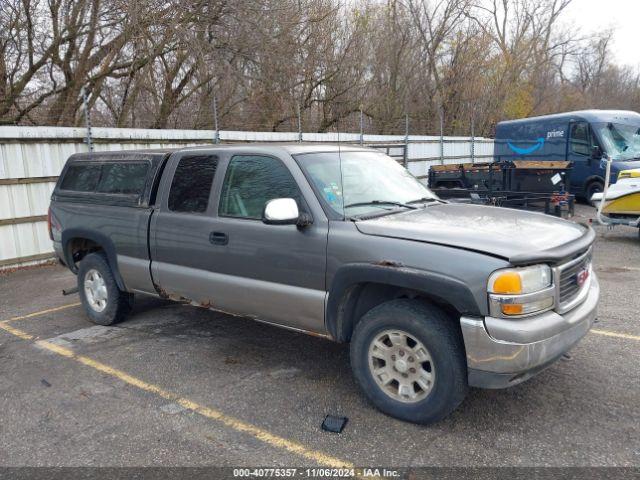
[350,299,468,424]
[77,252,133,326]
[585,181,604,203]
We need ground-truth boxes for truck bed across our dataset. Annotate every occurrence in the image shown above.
[50,150,173,294]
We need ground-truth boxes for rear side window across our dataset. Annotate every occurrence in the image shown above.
[60,164,101,192]
[96,163,149,195]
[168,155,218,212]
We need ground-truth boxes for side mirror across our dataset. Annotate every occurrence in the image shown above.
[262,198,300,225]
[591,145,603,160]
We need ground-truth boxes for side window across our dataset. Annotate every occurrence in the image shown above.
[168,155,218,213]
[219,155,301,219]
[570,122,591,156]
[60,164,101,192]
[96,162,149,195]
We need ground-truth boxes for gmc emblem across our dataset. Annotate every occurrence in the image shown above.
[576,268,590,287]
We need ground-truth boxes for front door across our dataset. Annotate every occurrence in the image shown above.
[210,154,328,333]
[568,121,599,194]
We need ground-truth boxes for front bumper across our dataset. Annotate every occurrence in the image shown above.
[461,274,599,389]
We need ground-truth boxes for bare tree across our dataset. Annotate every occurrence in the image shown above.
[2,0,639,134]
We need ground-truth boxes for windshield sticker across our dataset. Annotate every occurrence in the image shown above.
[323,186,341,204]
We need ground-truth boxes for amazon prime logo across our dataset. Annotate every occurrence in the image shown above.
[547,130,565,138]
[507,137,545,155]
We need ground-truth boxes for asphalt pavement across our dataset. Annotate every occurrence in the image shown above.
[0,205,638,468]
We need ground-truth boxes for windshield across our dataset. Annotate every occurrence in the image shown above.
[593,122,640,161]
[294,150,437,218]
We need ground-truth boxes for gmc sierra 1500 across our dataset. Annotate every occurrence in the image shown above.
[49,144,599,423]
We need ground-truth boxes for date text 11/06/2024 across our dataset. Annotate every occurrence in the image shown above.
[231,468,401,477]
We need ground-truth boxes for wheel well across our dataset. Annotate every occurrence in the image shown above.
[335,282,461,343]
[67,237,104,267]
[584,177,604,194]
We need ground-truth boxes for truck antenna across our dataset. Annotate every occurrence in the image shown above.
[338,120,345,220]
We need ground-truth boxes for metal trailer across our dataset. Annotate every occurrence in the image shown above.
[428,160,575,218]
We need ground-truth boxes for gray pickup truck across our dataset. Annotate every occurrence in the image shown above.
[49,144,599,424]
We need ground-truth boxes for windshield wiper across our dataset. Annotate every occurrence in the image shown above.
[343,200,418,210]
[407,197,439,204]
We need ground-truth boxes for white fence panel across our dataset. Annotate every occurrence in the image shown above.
[0,182,55,220]
[0,126,494,268]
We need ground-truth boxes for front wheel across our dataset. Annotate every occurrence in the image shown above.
[78,252,133,326]
[585,181,604,203]
[350,299,468,424]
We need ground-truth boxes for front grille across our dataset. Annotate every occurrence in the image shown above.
[557,250,592,307]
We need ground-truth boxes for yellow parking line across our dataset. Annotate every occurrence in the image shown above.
[591,328,640,341]
[3,304,634,467]
[0,321,35,340]
[0,318,351,468]
[2,302,81,323]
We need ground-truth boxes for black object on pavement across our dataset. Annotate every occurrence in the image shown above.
[321,415,348,433]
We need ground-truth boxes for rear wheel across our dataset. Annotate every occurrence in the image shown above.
[78,252,133,326]
[350,299,468,424]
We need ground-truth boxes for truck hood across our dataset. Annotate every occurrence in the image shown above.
[355,203,592,265]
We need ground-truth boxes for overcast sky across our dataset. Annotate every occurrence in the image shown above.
[564,0,640,68]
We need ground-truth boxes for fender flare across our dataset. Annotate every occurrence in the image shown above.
[326,263,482,342]
[61,228,126,291]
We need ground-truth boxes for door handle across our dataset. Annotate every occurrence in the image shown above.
[209,231,228,245]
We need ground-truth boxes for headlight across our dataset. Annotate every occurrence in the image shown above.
[488,265,554,317]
